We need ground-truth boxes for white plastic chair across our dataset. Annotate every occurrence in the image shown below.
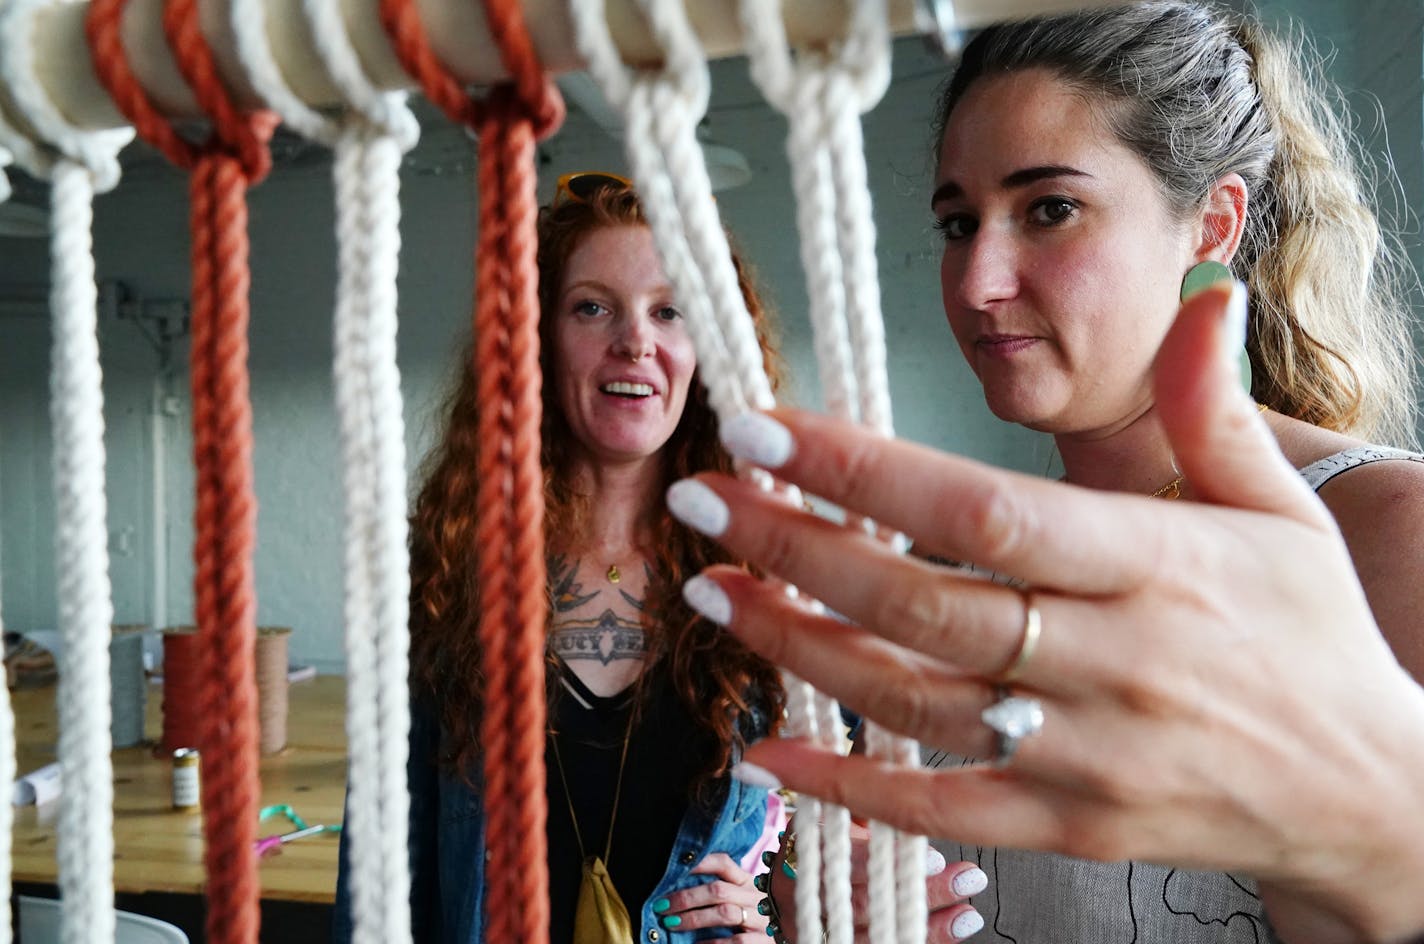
[17,895,190,944]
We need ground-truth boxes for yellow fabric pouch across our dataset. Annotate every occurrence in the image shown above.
[572,854,634,944]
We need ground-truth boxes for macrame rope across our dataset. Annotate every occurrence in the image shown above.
[228,1,418,938]
[0,163,9,940]
[740,4,929,941]
[570,0,775,422]
[0,146,12,204]
[378,2,563,940]
[0,569,12,944]
[86,2,275,939]
[37,127,118,944]
[0,4,136,940]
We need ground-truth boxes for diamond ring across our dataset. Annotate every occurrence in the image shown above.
[981,687,1045,767]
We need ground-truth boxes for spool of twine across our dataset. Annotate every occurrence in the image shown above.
[160,626,204,753]
[255,626,290,755]
[110,625,148,748]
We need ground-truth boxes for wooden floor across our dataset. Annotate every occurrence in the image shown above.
[10,674,347,905]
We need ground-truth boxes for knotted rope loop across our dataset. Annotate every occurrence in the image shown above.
[480,0,564,139]
[302,0,420,149]
[162,0,276,183]
[741,0,890,117]
[0,92,54,180]
[377,3,561,943]
[228,0,419,939]
[229,0,338,146]
[85,0,275,179]
[379,0,564,138]
[570,0,707,115]
[6,6,127,938]
[86,0,198,168]
[232,0,420,151]
[0,0,133,192]
[378,0,479,127]
[87,4,272,942]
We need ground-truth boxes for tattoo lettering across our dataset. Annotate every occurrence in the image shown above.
[550,609,647,666]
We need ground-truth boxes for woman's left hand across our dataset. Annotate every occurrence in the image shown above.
[655,853,768,940]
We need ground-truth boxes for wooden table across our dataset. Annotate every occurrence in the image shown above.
[10,675,348,904]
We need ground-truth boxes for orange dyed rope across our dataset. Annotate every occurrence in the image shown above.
[85,4,273,942]
[380,1,563,940]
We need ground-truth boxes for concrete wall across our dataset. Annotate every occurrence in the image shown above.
[1,2,1420,671]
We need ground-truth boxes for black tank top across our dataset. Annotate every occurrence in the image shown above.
[545,660,716,944]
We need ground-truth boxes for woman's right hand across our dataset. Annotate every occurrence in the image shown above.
[767,821,988,943]
[670,285,1424,943]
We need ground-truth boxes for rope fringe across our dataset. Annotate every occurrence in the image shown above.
[378,1,563,939]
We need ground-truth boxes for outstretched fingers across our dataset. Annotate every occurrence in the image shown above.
[674,472,1096,677]
[709,408,1173,596]
[736,739,1067,855]
[688,565,1007,756]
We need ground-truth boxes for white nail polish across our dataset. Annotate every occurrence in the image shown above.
[951,867,988,897]
[925,847,947,876]
[722,412,795,469]
[683,575,732,626]
[730,761,783,790]
[667,479,730,537]
[951,909,985,939]
[1223,280,1248,352]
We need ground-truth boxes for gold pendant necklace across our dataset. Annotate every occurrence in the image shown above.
[607,563,620,583]
[1151,475,1185,500]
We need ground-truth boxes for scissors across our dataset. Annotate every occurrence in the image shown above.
[254,823,328,858]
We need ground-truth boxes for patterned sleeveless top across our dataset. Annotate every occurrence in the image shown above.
[931,445,1424,943]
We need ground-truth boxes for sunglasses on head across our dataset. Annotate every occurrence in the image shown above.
[553,171,633,206]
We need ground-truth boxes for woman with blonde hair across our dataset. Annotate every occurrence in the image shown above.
[665,3,1424,941]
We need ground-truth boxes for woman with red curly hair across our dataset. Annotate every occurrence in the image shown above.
[334,177,787,944]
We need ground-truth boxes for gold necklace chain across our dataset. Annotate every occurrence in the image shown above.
[1150,475,1184,500]
[1151,404,1268,500]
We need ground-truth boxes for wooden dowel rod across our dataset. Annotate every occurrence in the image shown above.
[22,0,1125,133]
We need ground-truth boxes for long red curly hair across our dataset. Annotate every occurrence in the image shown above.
[409,184,786,798]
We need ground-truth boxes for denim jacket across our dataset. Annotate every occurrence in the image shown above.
[332,702,771,944]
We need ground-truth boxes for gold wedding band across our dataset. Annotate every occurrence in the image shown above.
[996,588,1041,682]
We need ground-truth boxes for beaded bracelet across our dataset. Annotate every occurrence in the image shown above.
[754,830,800,940]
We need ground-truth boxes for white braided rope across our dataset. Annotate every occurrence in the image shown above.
[568,12,856,938]
[0,147,13,204]
[570,0,775,418]
[0,3,132,940]
[0,0,130,194]
[779,668,823,941]
[741,2,925,941]
[47,162,117,944]
[0,550,15,944]
[227,5,415,941]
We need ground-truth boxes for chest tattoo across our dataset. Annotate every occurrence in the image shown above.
[549,553,598,613]
[550,609,647,666]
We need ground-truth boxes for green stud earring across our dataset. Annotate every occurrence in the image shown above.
[1181,260,1252,394]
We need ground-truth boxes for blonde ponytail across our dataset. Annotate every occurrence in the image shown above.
[1239,21,1418,446]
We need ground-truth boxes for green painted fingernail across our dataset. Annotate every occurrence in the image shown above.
[662,915,682,928]
[653,899,670,913]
